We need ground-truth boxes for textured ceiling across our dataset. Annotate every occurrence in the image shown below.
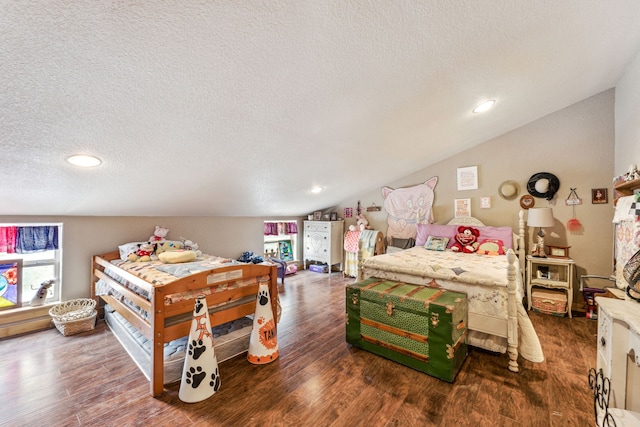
[2,1,640,217]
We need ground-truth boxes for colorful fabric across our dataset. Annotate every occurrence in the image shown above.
[344,230,361,253]
[0,226,17,253]
[15,226,58,253]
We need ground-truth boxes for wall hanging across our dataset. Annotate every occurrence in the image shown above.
[527,172,560,200]
[565,188,582,231]
[382,177,438,241]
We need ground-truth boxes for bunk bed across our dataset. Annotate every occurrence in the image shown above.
[91,250,278,397]
[358,210,544,372]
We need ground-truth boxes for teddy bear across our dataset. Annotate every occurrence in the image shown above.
[450,226,480,253]
[149,225,169,242]
[128,242,155,262]
[356,213,370,231]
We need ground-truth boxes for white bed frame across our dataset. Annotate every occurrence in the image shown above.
[358,210,526,372]
[447,211,525,372]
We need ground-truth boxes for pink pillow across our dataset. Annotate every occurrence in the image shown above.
[415,224,458,247]
[416,224,513,249]
[475,226,513,249]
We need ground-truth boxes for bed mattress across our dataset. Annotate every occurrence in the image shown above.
[104,304,252,385]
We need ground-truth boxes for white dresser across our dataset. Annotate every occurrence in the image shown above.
[596,297,640,411]
[303,220,344,272]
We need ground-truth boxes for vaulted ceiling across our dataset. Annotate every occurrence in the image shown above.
[2,1,640,217]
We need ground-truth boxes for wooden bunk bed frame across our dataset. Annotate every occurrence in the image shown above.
[358,210,527,373]
[91,250,278,397]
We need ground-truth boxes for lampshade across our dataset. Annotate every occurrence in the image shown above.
[527,207,555,228]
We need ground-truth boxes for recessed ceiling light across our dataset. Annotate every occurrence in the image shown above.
[66,154,102,167]
[310,186,324,194]
[472,100,496,113]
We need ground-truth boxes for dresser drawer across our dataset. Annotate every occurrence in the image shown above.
[304,221,331,233]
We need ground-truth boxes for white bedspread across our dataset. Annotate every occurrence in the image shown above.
[362,247,544,363]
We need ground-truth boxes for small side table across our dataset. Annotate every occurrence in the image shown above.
[526,255,575,318]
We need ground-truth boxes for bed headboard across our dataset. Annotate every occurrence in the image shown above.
[447,210,526,273]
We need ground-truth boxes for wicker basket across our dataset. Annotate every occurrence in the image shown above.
[49,298,97,336]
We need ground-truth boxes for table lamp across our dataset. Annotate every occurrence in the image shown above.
[528,207,554,257]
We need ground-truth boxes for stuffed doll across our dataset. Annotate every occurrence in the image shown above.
[356,213,370,231]
[450,226,480,253]
[149,225,169,242]
[30,279,55,306]
[128,242,155,262]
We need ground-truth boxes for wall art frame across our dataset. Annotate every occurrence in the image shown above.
[0,259,22,311]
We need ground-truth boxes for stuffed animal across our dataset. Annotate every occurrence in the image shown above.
[451,226,480,253]
[149,225,169,242]
[30,279,55,306]
[356,213,370,231]
[128,242,155,262]
[182,238,202,257]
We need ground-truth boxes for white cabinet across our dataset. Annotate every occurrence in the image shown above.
[596,297,640,411]
[303,221,344,272]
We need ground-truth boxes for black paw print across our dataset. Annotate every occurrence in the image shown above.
[258,289,269,306]
[195,300,204,314]
[188,339,206,360]
[185,366,206,388]
[210,367,221,391]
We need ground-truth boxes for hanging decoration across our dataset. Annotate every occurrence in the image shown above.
[565,188,582,231]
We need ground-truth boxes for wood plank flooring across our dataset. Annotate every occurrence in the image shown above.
[0,270,597,427]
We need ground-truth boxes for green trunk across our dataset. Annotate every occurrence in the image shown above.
[346,277,468,382]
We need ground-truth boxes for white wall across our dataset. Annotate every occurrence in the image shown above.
[615,49,640,176]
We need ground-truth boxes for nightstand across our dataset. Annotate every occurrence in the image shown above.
[526,255,575,318]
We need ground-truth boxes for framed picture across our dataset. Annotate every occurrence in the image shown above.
[454,198,471,217]
[344,207,353,218]
[278,240,293,261]
[322,213,330,221]
[592,188,608,204]
[0,259,22,311]
[330,212,338,221]
[457,166,478,191]
[313,211,322,221]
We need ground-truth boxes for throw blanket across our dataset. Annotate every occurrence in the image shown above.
[344,230,361,253]
[360,229,379,259]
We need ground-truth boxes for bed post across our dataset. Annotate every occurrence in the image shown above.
[151,287,165,396]
[506,249,519,373]
[517,209,526,273]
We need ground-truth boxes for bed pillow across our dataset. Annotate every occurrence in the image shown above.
[476,239,506,255]
[416,224,514,249]
[158,250,197,264]
[415,224,458,247]
[424,236,450,251]
[118,241,147,260]
[475,226,513,249]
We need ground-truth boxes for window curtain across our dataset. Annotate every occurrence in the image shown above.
[15,226,59,253]
[264,222,298,236]
[0,226,17,253]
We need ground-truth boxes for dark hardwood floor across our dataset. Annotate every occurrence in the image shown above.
[0,270,597,427]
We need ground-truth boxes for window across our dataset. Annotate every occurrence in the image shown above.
[0,223,63,307]
[263,221,298,262]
